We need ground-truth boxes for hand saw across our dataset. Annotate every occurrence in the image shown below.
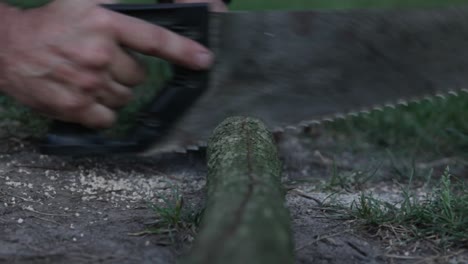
[39,3,468,156]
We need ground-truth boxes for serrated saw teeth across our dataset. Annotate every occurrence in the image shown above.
[384,103,396,109]
[333,113,346,120]
[397,100,408,106]
[268,87,463,142]
[423,96,434,102]
[298,120,310,127]
[163,88,465,154]
[285,125,300,132]
[186,145,200,151]
[373,106,384,112]
[174,148,188,154]
[309,120,321,125]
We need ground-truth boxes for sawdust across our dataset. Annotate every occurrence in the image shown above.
[1,153,205,206]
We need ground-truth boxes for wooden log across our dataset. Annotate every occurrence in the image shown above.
[182,116,294,264]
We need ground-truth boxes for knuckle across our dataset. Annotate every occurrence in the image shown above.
[89,9,114,31]
[76,74,104,91]
[56,96,87,113]
[145,28,168,55]
[81,46,112,68]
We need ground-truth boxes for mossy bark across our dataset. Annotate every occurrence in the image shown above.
[182,116,294,264]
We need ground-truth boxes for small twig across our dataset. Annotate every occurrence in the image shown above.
[289,189,323,206]
[380,224,405,242]
[346,241,368,257]
[305,215,336,219]
[296,230,351,251]
[307,206,344,212]
[128,228,176,236]
[0,190,39,203]
[31,215,60,225]
[417,157,468,169]
[23,207,71,217]
[13,164,72,171]
[385,254,425,260]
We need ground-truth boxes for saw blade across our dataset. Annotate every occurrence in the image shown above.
[145,6,468,154]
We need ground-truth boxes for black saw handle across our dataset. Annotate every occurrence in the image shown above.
[39,3,210,156]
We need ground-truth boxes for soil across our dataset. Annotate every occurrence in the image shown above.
[0,131,467,264]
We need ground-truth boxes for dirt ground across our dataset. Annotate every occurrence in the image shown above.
[0,131,466,264]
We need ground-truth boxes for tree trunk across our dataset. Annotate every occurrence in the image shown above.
[182,116,294,264]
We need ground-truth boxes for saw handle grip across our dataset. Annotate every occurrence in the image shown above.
[39,3,209,155]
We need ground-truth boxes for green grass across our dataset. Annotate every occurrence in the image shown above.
[147,189,201,231]
[130,188,202,244]
[324,161,382,191]
[325,94,468,158]
[331,168,468,251]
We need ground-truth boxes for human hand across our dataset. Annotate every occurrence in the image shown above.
[0,0,214,128]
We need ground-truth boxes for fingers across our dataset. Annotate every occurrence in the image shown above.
[77,103,116,128]
[9,1,216,130]
[28,81,115,128]
[50,41,138,108]
[43,58,132,112]
[40,66,126,126]
[95,77,133,108]
[52,65,133,109]
[49,34,113,70]
[109,48,146,87]
[47,59,107,93]
[109,11,214,70]
[43,92,116,129]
